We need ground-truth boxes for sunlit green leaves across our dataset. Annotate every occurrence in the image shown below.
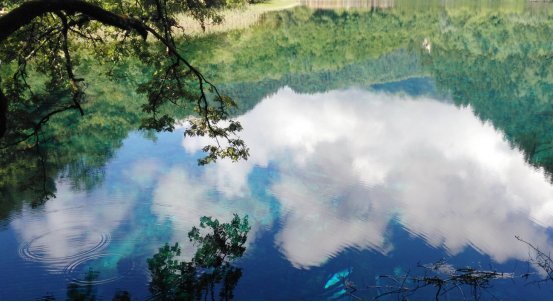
[0,0,253,210]
[185,117,249,165]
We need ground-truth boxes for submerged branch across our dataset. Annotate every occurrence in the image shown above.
[516,235,553,283]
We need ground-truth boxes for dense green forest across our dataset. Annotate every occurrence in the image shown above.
[427,8,553,175]
[199,5,553,177]
[3,2,553,221]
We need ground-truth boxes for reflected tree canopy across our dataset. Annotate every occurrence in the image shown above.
[0,0,251,215]
[2,0,553,262]
[36,214,250,300]
[2,1,553,300]
[426,13,553,178]
[148,214,250,300]
[191,4,553,180]
[66,268,100,301]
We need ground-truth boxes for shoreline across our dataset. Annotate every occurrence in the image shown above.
[177,0,301,36]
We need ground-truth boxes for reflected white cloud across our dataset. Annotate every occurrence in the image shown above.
[11,180,138,271]
[182,87,553,268]
[123,158,164,188]
[150,165,274,259]
[12,86,553,272]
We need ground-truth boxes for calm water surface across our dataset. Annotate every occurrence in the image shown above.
[2,0,553,300]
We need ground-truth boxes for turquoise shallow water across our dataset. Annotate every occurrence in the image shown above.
[3,83,553,299]
[3,0,553,299]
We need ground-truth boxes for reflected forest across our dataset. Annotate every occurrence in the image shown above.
[3,0,553,300]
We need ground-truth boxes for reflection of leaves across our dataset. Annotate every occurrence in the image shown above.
[0,61,144,213]
[188,214,250,267]
[148,243,193,300]
[40,269,130,300]
[219,266,242,301]
[66,268,99,301]
[427,12,553,178]
[113,290,131,301]
[148,214,250,300]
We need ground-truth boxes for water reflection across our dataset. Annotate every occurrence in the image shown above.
[148,215,249,301]
[183,87,553,268]
[11,182,137,272]
[301,0,395,10]
[10,85,553,285]
[2,1,553,298]
[150,167,274,258]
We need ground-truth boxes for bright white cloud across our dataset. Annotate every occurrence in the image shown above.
[150,165,275,260]
[11,181,138,272]
[182,87,553,268]
[16,86,553,272]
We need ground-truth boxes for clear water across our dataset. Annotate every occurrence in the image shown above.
[3,0,553,300]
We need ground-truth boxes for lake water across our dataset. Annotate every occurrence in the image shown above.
[2,0,553,300]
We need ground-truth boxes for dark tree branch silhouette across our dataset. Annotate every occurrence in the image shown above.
[0,0,148,42]
[0,0,249,165]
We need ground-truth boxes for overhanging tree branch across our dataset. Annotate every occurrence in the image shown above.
[56,11,85,116]
[0,0,148,43]
[1,0,249,167]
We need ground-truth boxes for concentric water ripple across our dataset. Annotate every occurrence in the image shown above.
[64,253,135,285]
[18,227,111,269]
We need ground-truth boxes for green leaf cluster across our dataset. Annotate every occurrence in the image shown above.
[147,214,250,300]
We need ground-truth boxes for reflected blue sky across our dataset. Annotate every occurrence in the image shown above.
[5,85,553,299]
[182,87,553,268]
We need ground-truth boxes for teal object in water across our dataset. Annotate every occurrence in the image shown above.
[327,288,347,300]
[393,266,405,277]
[324,268,352,289]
